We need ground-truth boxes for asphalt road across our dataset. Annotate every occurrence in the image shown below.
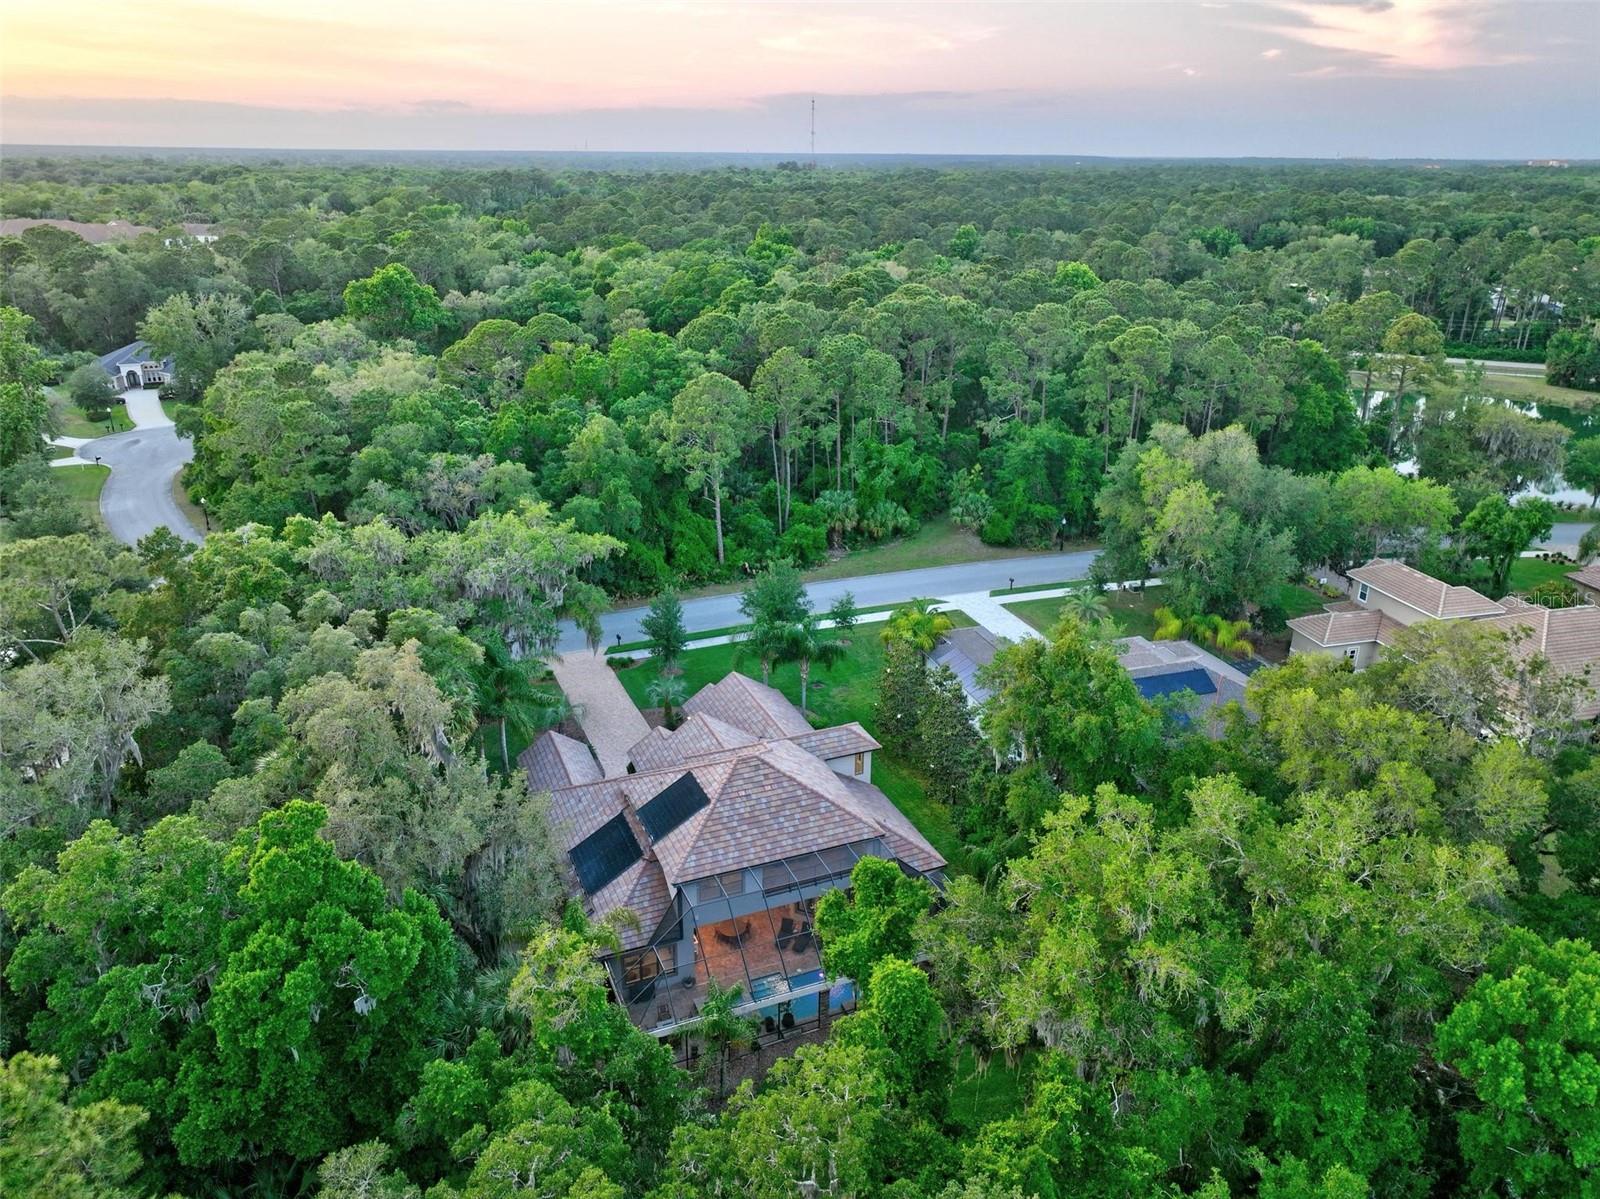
[69,389,202,547]
[556,548,1100,651]
[1446,356,1545,377]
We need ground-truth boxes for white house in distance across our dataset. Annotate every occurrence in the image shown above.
[97,340,173,393]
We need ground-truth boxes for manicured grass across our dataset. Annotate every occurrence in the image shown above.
[52,463,110,529]
[605,601,971,655]
[613,619,976,869]
[672,517,1094,603]
[950,1047,1035,1131]
[1005,585,1169,638]
[1265,582,1328,619]
[51,390,134,438]
[990,578,1083,597]
[1509,557,1579,592]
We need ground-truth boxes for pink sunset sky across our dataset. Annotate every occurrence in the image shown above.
[2,0,1595,155]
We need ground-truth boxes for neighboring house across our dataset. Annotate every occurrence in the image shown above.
[97,340,174,393]
[520,671,944,1038]
[1480,596,1600,720]
[928,626,1001,705]
[1117,635,1249,734]
[1567,562,1600,605]
[1288,559,1505,668]
[1290,558,1600,719]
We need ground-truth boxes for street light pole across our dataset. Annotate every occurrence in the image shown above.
[198,496,210,532]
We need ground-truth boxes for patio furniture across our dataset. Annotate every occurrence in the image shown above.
[656,1002,672,1025]
[777,916,796,939]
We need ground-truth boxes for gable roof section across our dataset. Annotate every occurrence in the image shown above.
[681,671,813,740]
[537,674,946,938]
[627,712,758,772]
[662,740,883,883]
[1288,606,1407,649]
[1349,559,1503,619]
[519,729,602,791]
[1480,597,1600,718]
[1568,563,1600,593]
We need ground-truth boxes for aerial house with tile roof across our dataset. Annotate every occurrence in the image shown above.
[1287,558,1506,668]
[520,671,944,1040]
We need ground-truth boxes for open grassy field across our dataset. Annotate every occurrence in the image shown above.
[51,463,110,529]
[612,618,975,868]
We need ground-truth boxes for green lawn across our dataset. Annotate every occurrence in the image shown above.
[51,389,134,438]
[613,618,975,869]
[607,600,970,655]
[1005,585,1169,639]
[1007,582,1324,636]
[671,517,1092,603]
[52,463,110,529]
[1265,582,1328,619]
[1509,557,1579,592]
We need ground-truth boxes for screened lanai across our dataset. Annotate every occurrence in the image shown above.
[615,840,882,1034]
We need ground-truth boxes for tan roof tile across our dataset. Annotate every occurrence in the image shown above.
[1349,559,1503,619]
[1481,598,1600,717]
[681,671,813,739]
[518,730,602,791]
[1287,606,1406,647]
[1568,563,1600,592]
[535,674,945,934]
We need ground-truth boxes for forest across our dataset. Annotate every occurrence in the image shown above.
[1,156,1598,1199]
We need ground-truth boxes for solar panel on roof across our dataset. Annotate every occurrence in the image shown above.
[569,813,643,894]
[1134,668,1218,700]
[638,772,710,841]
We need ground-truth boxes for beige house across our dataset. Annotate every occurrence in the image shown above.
[1290,558,1600,719]
[1480,596,1600,720]
[1567,562,1600,605]
[521,671,942,1040]
[1288,559,1504,667]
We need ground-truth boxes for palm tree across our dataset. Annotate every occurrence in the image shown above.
[879,599,954,653]
[1200,615,1254,658]
[739,615,791,685]
[1060,586,1111,625]
[646,674,689,729]
[1152,606,1186,641]
[473,637,574,771]
[781,614,849,711]
[1153,608,1253,658]
[693,979,758,1098]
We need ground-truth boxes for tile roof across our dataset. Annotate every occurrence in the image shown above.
[1567,563,1600,593]
[680,671,813,740]
[1349,559,1504,620]
[534,673,944,940]
[519,729,602,791]
[1480,597,1600,718]
[1287,607,1406,648]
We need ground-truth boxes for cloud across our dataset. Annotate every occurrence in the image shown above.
[1259,0,1529,71]
[1261,47,1283,59]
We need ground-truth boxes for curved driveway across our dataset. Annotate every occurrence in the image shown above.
[63,389,202,546]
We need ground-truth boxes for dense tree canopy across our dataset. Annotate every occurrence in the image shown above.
[3,154,1599,1199]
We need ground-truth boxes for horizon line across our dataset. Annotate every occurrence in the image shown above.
[4,143,1595,165]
